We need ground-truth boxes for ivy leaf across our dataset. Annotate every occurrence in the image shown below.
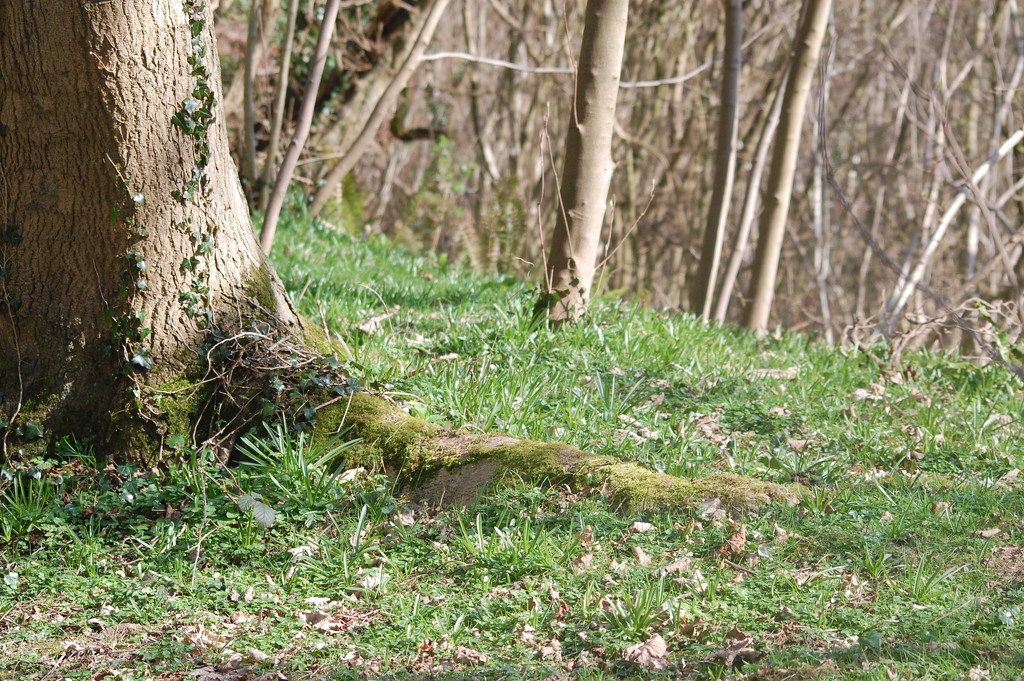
[167,434,187,450]
[131,348,153,371]
[2,223,22,244]
[23,421,44,439]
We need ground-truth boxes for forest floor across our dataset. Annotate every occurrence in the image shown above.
[2,215,1023,680]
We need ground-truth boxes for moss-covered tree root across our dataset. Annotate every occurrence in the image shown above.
[318,392,797,511]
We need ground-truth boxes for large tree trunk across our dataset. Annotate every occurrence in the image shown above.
[539,0,629,324]
[0,0,299,449]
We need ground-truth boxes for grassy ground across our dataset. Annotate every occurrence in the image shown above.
[2,215,1023,680]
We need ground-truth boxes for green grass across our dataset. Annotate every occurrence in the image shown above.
[2,213,1023,680]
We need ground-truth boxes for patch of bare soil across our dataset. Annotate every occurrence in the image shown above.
[984,545,1024,586]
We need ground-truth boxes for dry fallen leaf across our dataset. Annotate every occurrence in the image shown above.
[580,525,595,546]
[662,556,691,574]
[573,552,594,572]
[632,546,652,566]
[623,634,668,670]
[698,498,724,520]
[711,627,760,668]
[453,645,489,666]
[548,585,571,618]
[356,309,398,335]
[183,623,229,651]
[931,502,950,514]
[977,528,1002,538]
[539,638,562,661]
[629,521,656,534]
[749,367,799,380]
[880,511,894,522]
[717,524,747,557]
[852,388,883,402]
[996,469,1020,488]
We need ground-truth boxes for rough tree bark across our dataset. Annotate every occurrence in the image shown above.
[0,0,794,514]
[0,0,299,448]
[539,0,629,324]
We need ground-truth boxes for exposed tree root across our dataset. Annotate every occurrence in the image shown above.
[131,330,795,514]
[318,392,799,512]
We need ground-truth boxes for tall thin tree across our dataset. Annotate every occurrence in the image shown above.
[259,0,342,254]
[743,0,832,335]
[259,0,300,213]
[539,0,630,324]
[690,0,742,320]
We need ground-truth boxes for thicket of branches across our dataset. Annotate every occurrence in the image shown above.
[218,0,1024,348]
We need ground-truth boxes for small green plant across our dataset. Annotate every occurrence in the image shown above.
[862,548,890,580]
[0,469,57,541]
[904,557,965,603]
[455,513,566,585]
[798,485,835,516]
[236,421,359,511]
[761,436,840,483]
[235,491,275,529]
[601,577,672,639]
[301,504,382,588]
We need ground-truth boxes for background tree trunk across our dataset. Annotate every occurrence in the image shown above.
[540,0,630,323]
[742,0,832,335]
[308,0,451,218]
[0,0,297,446]
[258,0,300,212]
[260,0,343,254]
[690,0,742,320]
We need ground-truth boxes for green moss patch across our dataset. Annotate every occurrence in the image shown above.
[316,391,796,512]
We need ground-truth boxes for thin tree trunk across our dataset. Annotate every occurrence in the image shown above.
[743,0,832,335]
[811,27,834,342]
[308,0,451,218]
[259,0,342,254]
[259,0,300,213]
[712,65,788,324]
[691,0,742,321]
[242,0,265,194]
[540,0,630,323]
[854,78,912,321]
[221,0,279,123]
